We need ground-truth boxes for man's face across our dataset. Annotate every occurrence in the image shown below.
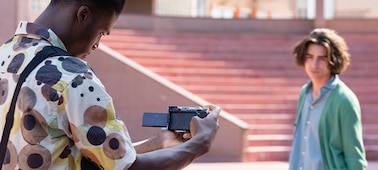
[68,10,119,59]
[304,43,331,83]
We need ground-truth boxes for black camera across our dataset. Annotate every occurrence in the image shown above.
[142,106,209,131]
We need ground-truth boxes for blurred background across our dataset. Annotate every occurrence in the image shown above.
[1,0,378,168]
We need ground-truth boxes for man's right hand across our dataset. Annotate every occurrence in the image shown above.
[189,104,221,151]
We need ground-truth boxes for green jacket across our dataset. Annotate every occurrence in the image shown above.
[295,80,367,170]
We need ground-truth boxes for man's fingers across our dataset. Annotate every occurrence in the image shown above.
[203,104,221,119]
[182,133,192,139]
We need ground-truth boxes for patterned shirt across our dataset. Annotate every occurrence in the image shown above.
[289,75,338,170]
[0,21,136,169]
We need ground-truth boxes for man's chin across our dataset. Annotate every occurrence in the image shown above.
[79,53,89,60]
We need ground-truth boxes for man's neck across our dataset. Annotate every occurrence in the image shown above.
[311,76,331,99]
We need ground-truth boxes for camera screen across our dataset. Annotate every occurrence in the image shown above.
[168,112,197,131]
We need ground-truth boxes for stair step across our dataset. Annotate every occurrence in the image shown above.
[363,125,378,134]
[149,67,309,77]
[246,146,291,161]
[185,86,300,95]
[249,125,294,134]
[363,135,378,145]
[235,114,295,125]
[219,104,297,114]
[164,76,307,86]
[248,134,293,146]
[198,94,298,105]
[128,56,378,69]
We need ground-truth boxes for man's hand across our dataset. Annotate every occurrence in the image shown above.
[159,129,191,148]
[162,104,220,148]
[189,104,221,149]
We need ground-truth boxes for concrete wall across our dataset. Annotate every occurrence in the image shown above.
[122,0,153,15]
[0,0,39,43]
[0,0,17,43]
[335,0,378,18]
[114,14,314,33]
[114,14,378,34]
[87,45,250,162]
[326,19,378,33]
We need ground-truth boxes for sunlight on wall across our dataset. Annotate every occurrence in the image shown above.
[28,0,49,21]
[24,0,378,20]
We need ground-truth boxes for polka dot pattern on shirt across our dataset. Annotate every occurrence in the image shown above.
[1,21,136,169]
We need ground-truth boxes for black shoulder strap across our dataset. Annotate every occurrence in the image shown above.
[0,46,69,168]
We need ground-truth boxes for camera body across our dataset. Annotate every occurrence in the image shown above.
[168,106,208,131]
[142,106,209,131]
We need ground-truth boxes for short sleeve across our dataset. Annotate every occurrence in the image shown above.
[62,72,136,169]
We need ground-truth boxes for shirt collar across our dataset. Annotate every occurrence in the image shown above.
[324,74,338,90]
[305,74,339,92]
[15,21,67,51]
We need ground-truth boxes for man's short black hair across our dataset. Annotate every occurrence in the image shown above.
[51,0,126,16]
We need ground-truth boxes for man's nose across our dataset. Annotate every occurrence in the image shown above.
[311,58,319,67]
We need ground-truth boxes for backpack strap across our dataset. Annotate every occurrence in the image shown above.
[0,46,69,168]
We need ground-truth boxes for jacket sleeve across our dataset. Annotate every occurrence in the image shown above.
[338,90,367,170]
[320,83,367,170]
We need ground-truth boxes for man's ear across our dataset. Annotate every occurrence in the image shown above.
[76,5,91,24]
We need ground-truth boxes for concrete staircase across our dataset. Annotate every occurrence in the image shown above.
[101,29,378,161]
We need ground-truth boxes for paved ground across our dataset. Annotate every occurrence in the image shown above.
[184,161,378,170]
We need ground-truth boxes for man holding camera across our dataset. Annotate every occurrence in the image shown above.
[0,0,221,169]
